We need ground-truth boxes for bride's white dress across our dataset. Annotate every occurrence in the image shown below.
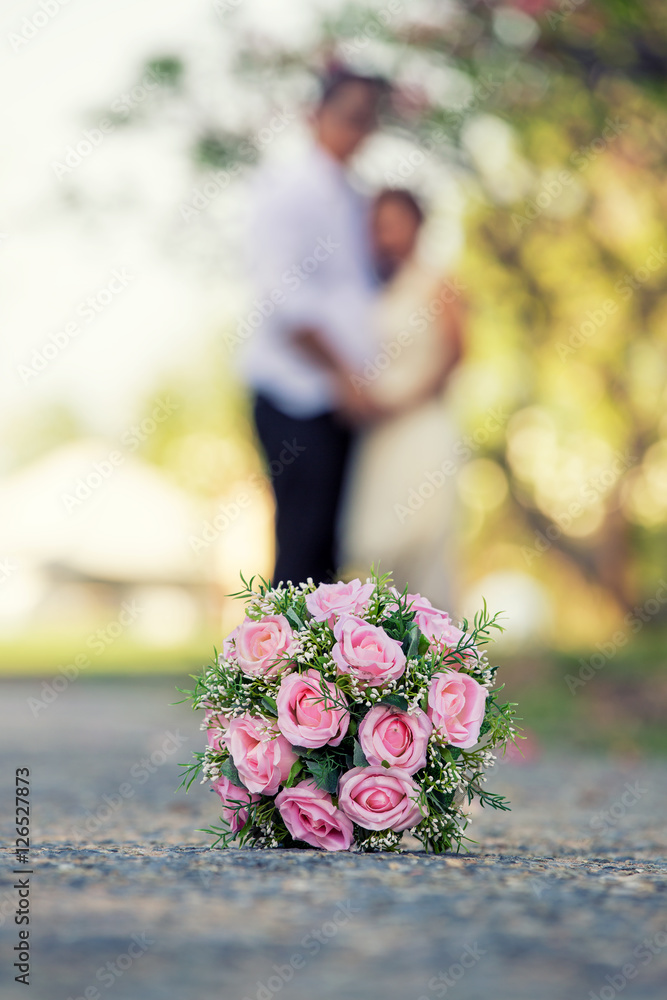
[340,258,460,610]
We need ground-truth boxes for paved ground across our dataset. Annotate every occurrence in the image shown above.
[0,678,666,1000]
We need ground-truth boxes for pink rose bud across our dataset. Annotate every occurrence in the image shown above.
[338,766,425,832]
[427,621,480,673]
[406,593,452,642]
[205,710,230,753]
[332,615,406,688]
[276,669,350,749]
[305,579,375,627]
[223,715,297,795]
[427,669,487,749]
[358,704,431,774]
[234,615,296,679]
[404,596,477,668]
[211,775,260,834]
[276,780,354,852]
[430,621,466,651]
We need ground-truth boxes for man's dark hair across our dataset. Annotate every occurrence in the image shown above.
[374,187,425,226]
[318,66,389,108]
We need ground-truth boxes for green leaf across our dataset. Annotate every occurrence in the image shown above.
[304,758,340,794]
[177,753,204,791]
[285,608,303,630]
[440,746,462,765]
[477,789,511,811]
[353,740,369,767]
[283,759,304,788]
[431,789,455,810]
[381,619,405,640]
[381,760,390,769]
[261,695,278,716]
[418,634,431,656]
[219,757,245,788]
[380,693,409,712]
[401,622,421,659]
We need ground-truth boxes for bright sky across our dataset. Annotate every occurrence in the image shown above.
[1,0,267,445]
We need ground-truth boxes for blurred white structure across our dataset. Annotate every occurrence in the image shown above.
[0,441,214,644]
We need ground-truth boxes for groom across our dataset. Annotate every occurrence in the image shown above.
[238,68,387,586]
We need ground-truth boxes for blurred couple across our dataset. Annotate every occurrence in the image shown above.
[238,68,465,608]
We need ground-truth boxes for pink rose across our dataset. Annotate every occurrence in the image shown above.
[276,669,350,749]
[211,775,260,833]
[332,615,406,687]
[404,596,476,668]
[431,623,482,673]
[205,710,230,752]
[275,780,354,851]
[431,621,468,661]
[406,593,452,641]
[338,766,425,831]
[430,621,465,650]
[427,669,487,749]
[305,578,375,627]
[223,715,297,795]
[358,705,431,774]
[234,615,296,679]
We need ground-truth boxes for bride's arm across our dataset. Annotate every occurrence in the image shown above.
[383,283,466,416]
[434,287,465,388]
[431,287,465,389]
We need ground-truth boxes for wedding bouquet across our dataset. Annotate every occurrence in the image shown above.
[179,572,518,853]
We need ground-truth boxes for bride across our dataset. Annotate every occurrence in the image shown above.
[339,188,465,609]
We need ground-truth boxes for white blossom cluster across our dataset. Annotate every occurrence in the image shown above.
[357,829,404,852]
[244,579,317,620]
[201,744,223,782]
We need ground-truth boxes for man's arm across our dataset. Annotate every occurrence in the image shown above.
[292,327,384,424]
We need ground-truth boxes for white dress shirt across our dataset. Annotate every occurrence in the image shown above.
[236,143,377,418]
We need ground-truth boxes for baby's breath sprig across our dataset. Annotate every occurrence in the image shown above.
[413,803,474,854]
[353,825,404,853]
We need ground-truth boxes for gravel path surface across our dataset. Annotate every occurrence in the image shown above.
[1,678,666,1000]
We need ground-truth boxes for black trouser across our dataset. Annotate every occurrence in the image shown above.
[253,394,353,586]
